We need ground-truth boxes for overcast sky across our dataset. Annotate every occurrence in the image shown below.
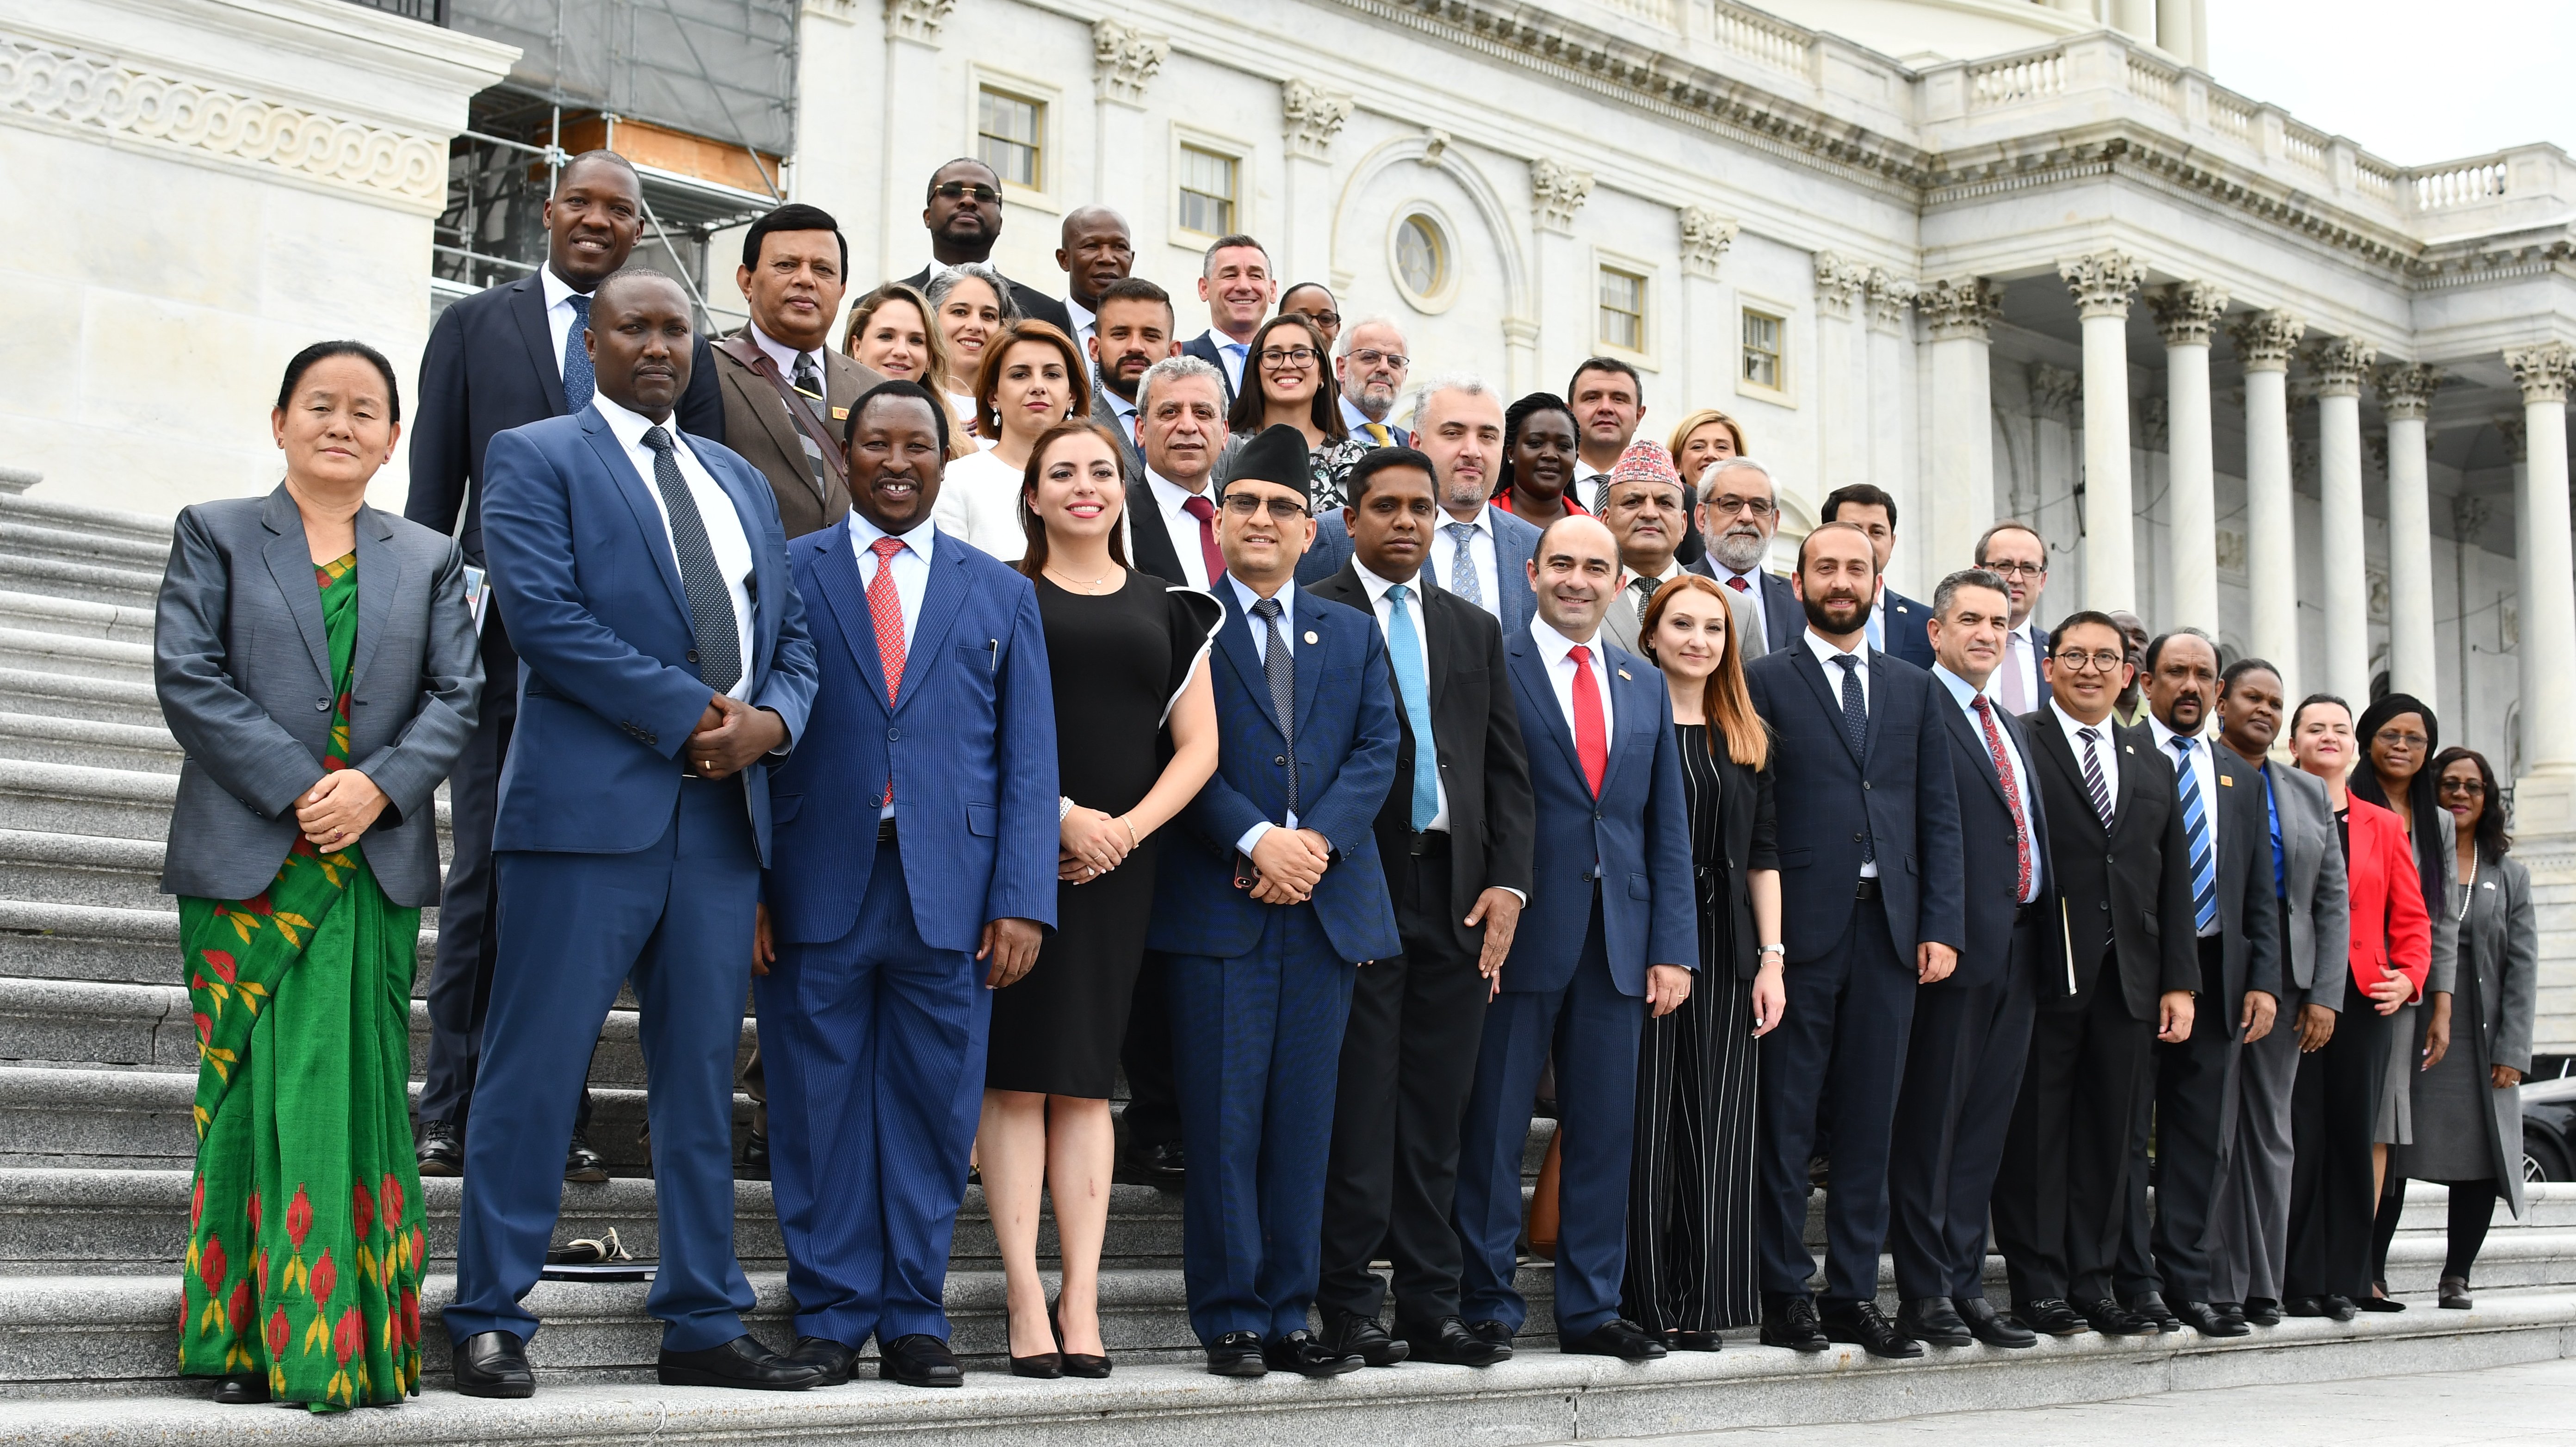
[2205,1,2572,164]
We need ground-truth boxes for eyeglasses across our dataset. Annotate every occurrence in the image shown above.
[1984,561,2046,579]
[1705,495,1776,519]
[2436,774,2483,794]
[1259,346,1320,369]
[932,181,1000,203]
[2374,727,2430,749]
[1222,492,1311,520]
[2052,649,2127,673]
[1347,347,1408,371]
[1291,310,1341,329]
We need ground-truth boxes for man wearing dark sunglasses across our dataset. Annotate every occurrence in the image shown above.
[895,158,1071,336]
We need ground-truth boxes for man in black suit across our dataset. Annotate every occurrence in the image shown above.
[893,158,1070,334]
[406,149,724,1180]
[2113,630,2282,1337]
[1054,204,1133,376]
[1741,521,1964,1359]
[1974,521,2052,717]
[1177,235,1276,405]
[1886,570,2054,1351]
[1991,611,2201,1338]
[1689,458,1801,655]
[1312,450,1535,1371]
[1087,277,1179,482]
[1821,483,1935,669]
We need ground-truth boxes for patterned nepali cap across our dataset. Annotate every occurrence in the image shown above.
[1606,439,1683,497]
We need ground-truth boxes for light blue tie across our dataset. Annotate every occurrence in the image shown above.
[1865,599,1884,651]
[1443,522,1484,611]
[561,292,595,412]
[2172,736,2219,933]
[1384,584,1440,831]
[1222,340,1248,394]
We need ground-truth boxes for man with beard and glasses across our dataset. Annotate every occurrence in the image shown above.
[1335,319,1412,447]
[896,158,1070,335]
[1689,457,1799,656]
[1086,277,1180,483]
[1054,206,1135,378]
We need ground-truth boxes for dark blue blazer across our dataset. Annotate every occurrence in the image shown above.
[764,520,1060,953]
[1932,682,2055,991]
[1499,629,1697,997]
[1298,505,1541,638]
[479,409,815,865]
[407,272,723,564]
[1145,583,1401,964]
[1881,587,1936,669]
[1743,643,1965,966]
[1180,333,1240,408]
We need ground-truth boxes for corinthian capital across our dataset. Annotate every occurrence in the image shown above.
[1678,206,1737,278]
[1813,251,1867,318]
[1919,277,2001,342]
[2505,341,2576,404]
[2227,309,2308,372]
[1282,79,1353,161]
[2148,282,2230,346]
[2058,251,2144,320]
[1093,19,1169,106]
[1865,271,1917,332]
[885,0,955,43]
[2375,362,2441,421]
[2307,337,2378,397]
[1530,159,1593,233]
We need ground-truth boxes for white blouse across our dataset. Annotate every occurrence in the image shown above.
[932,445,1027,560]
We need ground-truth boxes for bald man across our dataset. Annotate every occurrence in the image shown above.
[1055,205,1134,380]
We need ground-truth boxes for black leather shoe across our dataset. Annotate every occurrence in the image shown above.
[1670,1330,1723,1352]
[1822,1300,1923,1359]
[2242,1297,2284,1327]
[2014,1298,2087,1336]
[1959,1297,2037,1348]
[740,1127,769,1179]
[2215,1301,2249,1330]
[1206,1330,1268,1377]
[563,1128,609,1184]
[2124,1290,2182,1333]
[2081,1298,2156,1336]
[2439,1275,2474,1310]
[211,1373,269,1404]
[451,1330,535,1398]
[417,1119,463,1177]
[1560,1318,1667,1360]
[879,1334,964,1387]
[1896,1296,1974,1347]
[2320,1294,2359,1322]
[659,1334,823,1391]
[1406,1316,1510,1367]
[1322,1312,1409,1367]
[1265,1329,1364,1377]
[1129,1140,1186,1192]
[2173,1299,2247,1336]
[784,1336,856,1386]
[1467,1318,1515,1348]
[1760,1294,1830,1353]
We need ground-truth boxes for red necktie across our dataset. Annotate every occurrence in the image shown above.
[1972,694,2033,902]
[1568,644,1608,797]
[1179,494,1225,584]
[866,536,907,803]
[1725,575,1751,594]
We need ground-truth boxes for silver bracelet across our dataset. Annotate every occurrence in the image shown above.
[1759,944,1786,958]
[1059,796,1076,821]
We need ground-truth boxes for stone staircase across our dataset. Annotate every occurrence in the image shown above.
[0,468,2571,1444]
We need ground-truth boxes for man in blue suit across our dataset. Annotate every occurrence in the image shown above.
[1453,513,1697,1361]
[1822,483,1936,668]
[756,380,1058,1389]
[1146,424,1401,1379]
[1886,569,2056,1350]
[1742,519,1964,1359]
[446,270,818,1397]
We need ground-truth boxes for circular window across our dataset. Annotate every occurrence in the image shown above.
[1389,209,1453,311]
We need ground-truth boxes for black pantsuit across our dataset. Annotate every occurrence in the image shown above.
[1995,960,2157,1304]
[2285,993,2393,1299]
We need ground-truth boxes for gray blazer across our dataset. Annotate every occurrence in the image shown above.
[2271,762,2352,1012]
[155,488,482,906]
[2457,851,2538,1213]
[1601,569,1758,660]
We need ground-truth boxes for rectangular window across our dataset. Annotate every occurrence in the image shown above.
[1177,145,1238,237]
[977,88,1043,189]
[1742,308,1784,390]
[1598,266,1646,352]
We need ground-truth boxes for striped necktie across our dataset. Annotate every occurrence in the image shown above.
[2172,736,2220,933]
[2078,726,2116,831]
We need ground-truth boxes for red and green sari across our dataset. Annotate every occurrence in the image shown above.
[178,552,426,1410]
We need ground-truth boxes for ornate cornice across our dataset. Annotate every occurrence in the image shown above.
[1092,18,1168,106]
[2148,282,2230,347]
[1530,157,1592,233]
[1282,78,1353,161]
[1678,205,1737,279]
[2307,338,2378,398]
[2228,309,2309,372]
[886,0,955,43]
[0,33,443,211]
[1813,251,1868,318]
[2376,362,2441,421]
[1920,277,2001,342]
[2059,251,2144,321]
[2505,343,2576,405]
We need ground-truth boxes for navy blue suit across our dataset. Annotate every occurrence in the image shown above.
[1298,504,1541,639]
[1742,641,1963,1306]
[1454,624,1696,1341]
[1146,580,1399,1344]
[758,517,1059,1348]
[446,406,815,1353]
[1879,587,1936,669]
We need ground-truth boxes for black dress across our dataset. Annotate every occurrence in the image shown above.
[1622,723,1766,1332]
[986,571,1220,1097]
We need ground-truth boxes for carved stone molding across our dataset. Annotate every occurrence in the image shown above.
[2228,309,2308,372]
[1092,19,1169,106]
[885,0,956,43]
[2505,342,2576,404]
[1678,205,1737,279]
[1864,270,1916,332]
[1813,251,1867,318]
[2215,528,2247,575]
[0,33,446,210]
[1500,316,1542,347]
[1281,79,1352,161]
[2452,493,2492,537]
[2138,396,2169,451]
[2494,414,2527,462]
[2307,337,2378,398]
[2058,250,2145,320]
[2376,362,2441,421]
[1920,277,2001,342]
[1529,158,1593,233]
[1419,128,1451,166]
[2148,282,2229,346]
[2029,363,2081,420]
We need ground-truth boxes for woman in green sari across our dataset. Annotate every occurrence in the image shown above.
[154,341,483,1409]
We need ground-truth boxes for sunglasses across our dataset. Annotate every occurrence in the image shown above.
[932,181,1000,203]
[1223,493,1311,520]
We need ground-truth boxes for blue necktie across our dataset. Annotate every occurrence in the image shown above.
[1443,522,1483,611]
[1384,584,1440,831]
[2172,736,2219,933]
[1832,653,1872,863]
[562,292,596,413]
[2263,763,2287,900]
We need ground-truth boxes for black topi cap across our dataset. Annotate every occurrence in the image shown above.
[1230,423,1312,495]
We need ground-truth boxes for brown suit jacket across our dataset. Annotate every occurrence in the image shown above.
[713,332,886,539]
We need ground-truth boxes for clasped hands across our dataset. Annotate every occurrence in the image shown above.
[1059,806,1135,883]
[1242,826,1333,905]
[685,694,786,779]
[296,768,387,851]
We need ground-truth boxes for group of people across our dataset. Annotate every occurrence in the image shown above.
[153,150,2540,1412]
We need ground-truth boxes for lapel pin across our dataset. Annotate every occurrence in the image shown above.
[1304,630,1319,645]
[1617,668,1632,680]
[2220,774,2234,787]
[2124,744,2134,754]
[831,406,850,420]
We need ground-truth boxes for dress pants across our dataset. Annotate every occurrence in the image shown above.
[445,777,758,1351]
[757,835,989,1348]
[1754,894,1913,1305]
[1318,847,1489,1334]
[1455,899,1644,1339]
[1169,903,1357,1344]
[2285,983,2392,1300]
[2214,973,2306,1305]
[1992,949,2156,1306]
[2116,935,2235,1303]
[1120,952,1181,1158]
[1888,908,2042,1303]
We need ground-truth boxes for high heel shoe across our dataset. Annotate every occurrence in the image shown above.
[1008,1305,1062,1378]
[1050,1299,1113,1379]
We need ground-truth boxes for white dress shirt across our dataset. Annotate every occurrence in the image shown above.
[1065,293,1098,380]
[1530,612,1615,745]
[1718,564,1770,642]
[591,395,755,703]
[848,507,938,819]
[2050,699,2124,816]
[1201,326,1251,395]
[1353,560,1449,831]
[541,264,586,381]
[930,447,1027,561]
[1145,468,1219,590]
[1432,504,1503,622]
[1935,662,2041,904]
[2149,713,2224,936]
[1805,629,1876,877]
[1231,575,1300,854]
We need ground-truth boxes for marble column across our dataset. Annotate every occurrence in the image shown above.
[1865,269,1917,573]
[1921,277,2002,580]
[2310,337,2377,706]
[2504,343,2576,829]
[2060,251,2145,611]
[1280,80,1352,284]
[1091,20,1169,226]
[1678,207,1738,426]
[2149,282,2228,634]
[1530,159,1594,392]
[1813,252,1870,495]
[2230,310,2307,697]
[2376,363,2441,702]
[878,0,958,279]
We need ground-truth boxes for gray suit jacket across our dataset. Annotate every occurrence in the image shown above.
[2271,762,2352,1011]
[155,488,482,906]
[1602,569,1758,661]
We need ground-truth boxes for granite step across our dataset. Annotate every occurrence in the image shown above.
[0,761,450,844]
[0,829,448,916]
[0,901,437,988]
[0,715,181,774]
[0,668,164,729]
[0,548,161,610]
[0,482,171,547]
[0,627,150,686]
[0,591,155,648]
[0,516,170,573]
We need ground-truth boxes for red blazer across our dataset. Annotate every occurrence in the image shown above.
[2342,794,2432,1002]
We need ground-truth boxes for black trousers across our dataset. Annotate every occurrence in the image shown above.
[2285,993,2393,1299]
[2117,935,2234,1303]
[1121,952,1182,1155]
[1993,954,2156,1305]
[1317,846,1490,1332]
[1888,909,2042,1302]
